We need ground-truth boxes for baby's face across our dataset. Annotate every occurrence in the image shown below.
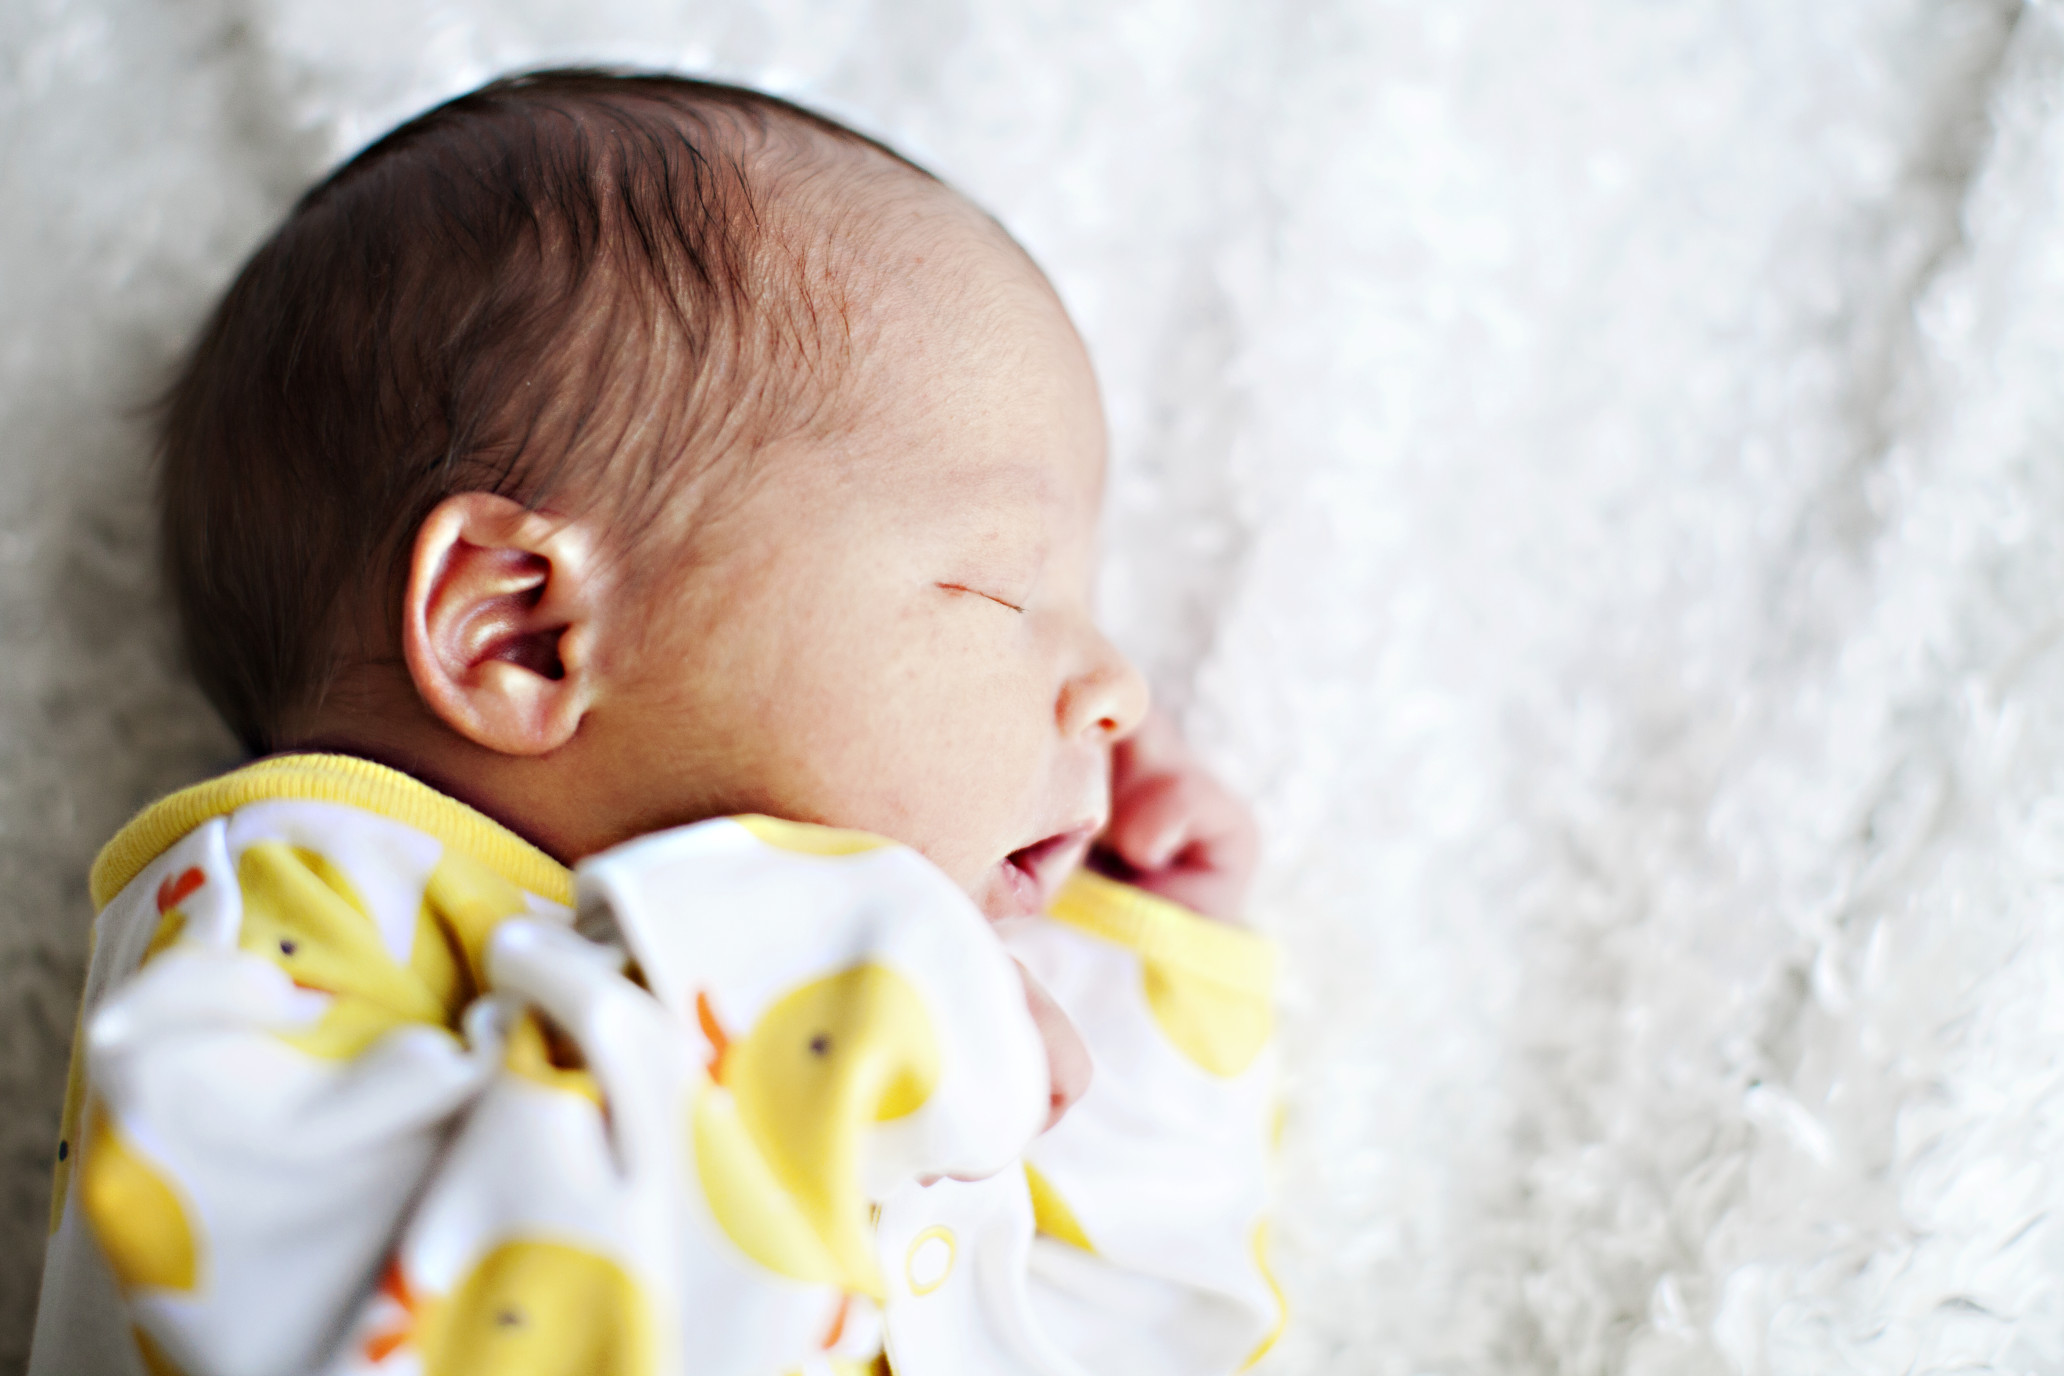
[601,203,1148,922]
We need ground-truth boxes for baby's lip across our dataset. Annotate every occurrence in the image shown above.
[992,826,1097,920]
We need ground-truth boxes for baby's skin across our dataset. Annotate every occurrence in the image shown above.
[286,157,1258,1125]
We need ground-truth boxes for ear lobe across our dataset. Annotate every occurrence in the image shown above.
[404,493,606,757]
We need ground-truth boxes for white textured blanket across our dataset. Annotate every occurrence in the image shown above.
[1,2,2052,1371]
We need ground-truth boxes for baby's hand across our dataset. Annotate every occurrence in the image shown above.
[1092,708,1259,923]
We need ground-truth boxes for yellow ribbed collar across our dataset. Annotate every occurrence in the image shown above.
[90,753,573,911]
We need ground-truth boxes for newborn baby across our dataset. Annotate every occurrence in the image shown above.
[31,70,1279,1376]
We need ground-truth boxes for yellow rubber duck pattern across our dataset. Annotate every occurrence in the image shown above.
[692,964,941,1295]
[28,754,1280,1376]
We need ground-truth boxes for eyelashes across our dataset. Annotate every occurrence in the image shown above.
[937,582,1026,614]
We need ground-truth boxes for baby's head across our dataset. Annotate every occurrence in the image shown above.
[160,70,1147,928]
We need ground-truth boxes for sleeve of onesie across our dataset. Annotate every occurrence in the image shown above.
[66,810,1056,1376]
[320,815,1055,1376]
[1005,871,1285,1376]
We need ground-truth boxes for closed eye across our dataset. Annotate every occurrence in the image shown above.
[937,582,1025,613]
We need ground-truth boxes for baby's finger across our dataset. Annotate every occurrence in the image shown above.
[1102,773,1196,872]
[1177,788,1259,881]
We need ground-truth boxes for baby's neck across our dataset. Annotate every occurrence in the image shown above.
[283,664,609,864]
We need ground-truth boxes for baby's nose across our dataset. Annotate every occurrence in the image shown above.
[1060,632,1149,744]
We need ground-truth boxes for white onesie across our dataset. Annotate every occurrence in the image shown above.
[29,753,1281,1376]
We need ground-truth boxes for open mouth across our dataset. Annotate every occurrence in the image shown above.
[994,826,1096,919]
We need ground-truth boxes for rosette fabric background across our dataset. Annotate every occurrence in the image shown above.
[4,1,2060,1371]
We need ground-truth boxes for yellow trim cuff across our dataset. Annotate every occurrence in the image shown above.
[90,754,573,911]
[1047,870,1277,999]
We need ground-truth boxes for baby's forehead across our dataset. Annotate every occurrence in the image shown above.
[777,171,1038,337]
[681,129,1044,401]
[570,105,1096,532]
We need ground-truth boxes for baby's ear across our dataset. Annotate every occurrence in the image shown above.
[402,492,609,756]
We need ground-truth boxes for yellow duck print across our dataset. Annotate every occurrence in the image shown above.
[691,964,941,1302]
[363,1244,651,1376]
[59,867,207,1241]
[80,1109,200,1295]
[75,872,213,1333]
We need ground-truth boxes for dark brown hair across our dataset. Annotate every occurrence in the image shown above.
[159,68,931,754]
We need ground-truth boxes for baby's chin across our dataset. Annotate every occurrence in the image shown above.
[974,826,1095,924]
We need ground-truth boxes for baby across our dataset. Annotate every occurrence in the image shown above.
[31,70,1278,1376]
